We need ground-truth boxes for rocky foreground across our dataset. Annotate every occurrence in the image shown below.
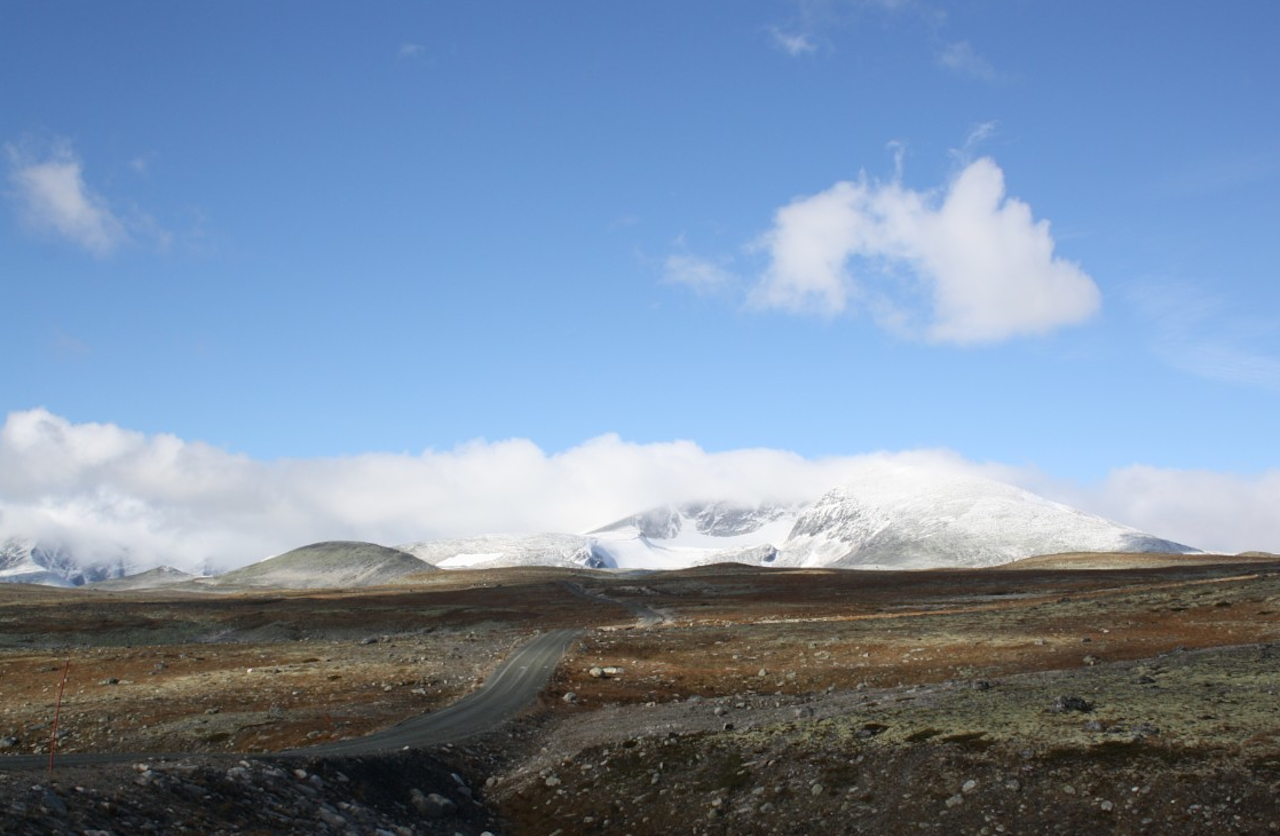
[3,559,1280,834]
[0,750,497,836]
[7,643,1280,835]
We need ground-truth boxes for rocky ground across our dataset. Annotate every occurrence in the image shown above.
[3,557,1280,834]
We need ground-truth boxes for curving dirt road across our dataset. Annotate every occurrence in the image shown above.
[0,628,582,771]
[290,628,581,758]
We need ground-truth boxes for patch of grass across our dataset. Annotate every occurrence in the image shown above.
[938,731,991,750]
[904,728,943,743]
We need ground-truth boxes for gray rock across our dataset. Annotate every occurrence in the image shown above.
[1051,695,1094,713]
[39,788,67,814]
[410,789,456,818]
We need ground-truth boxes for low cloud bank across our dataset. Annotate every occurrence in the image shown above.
[1,409,1275,573]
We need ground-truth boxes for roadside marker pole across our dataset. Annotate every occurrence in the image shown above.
[48,658,70,777]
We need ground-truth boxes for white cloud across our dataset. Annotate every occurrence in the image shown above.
[938,40,997,81]
[1028,465,1280,556]
[750,157,1101,343]
[1,409,1275,575]
[770,27,818,56]
[664,253,737,293]
[0,409,861,572]
[398,43,425,59]
[5,139,129,256]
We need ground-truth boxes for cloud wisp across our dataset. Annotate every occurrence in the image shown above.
[663,253,738,294]
[1132,282,1280,392]
[1,409,1275,575]
[5,139,129,257]
[770,27,818,56]
[938,40,998,81]
[748,157,1102,343]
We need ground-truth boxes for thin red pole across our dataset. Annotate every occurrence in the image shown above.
[48,657,70,777]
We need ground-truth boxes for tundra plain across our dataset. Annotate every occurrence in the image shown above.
[2,556,1280,834]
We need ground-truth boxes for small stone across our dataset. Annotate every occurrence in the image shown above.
[545,775,562,788]
[1101,800,1114,812]
[562,692,578,704]
[810,783,825,796]
[945,794,963,808]
[39,789,67,814]
[962,779,978,794]
[317,807,346,828]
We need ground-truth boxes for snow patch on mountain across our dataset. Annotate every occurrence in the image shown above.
[400,533,607,570]
[399,502,799,571]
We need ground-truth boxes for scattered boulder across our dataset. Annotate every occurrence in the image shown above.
[1051,695,1094,713]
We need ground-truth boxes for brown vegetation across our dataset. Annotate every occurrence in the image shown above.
[3,556,1280,834]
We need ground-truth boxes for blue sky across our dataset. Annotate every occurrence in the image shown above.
[2,1,1279,563]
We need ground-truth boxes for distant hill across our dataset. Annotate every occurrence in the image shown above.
[1003,551,1280,571]
[207,541,435,589]
[91,566,199,591]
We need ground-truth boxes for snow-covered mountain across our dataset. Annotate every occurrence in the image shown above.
[0,537,129,587]
[399,502,802,572]
[774,462,1195,569]
[1,464,1201,586]
[401,471,1195,573]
